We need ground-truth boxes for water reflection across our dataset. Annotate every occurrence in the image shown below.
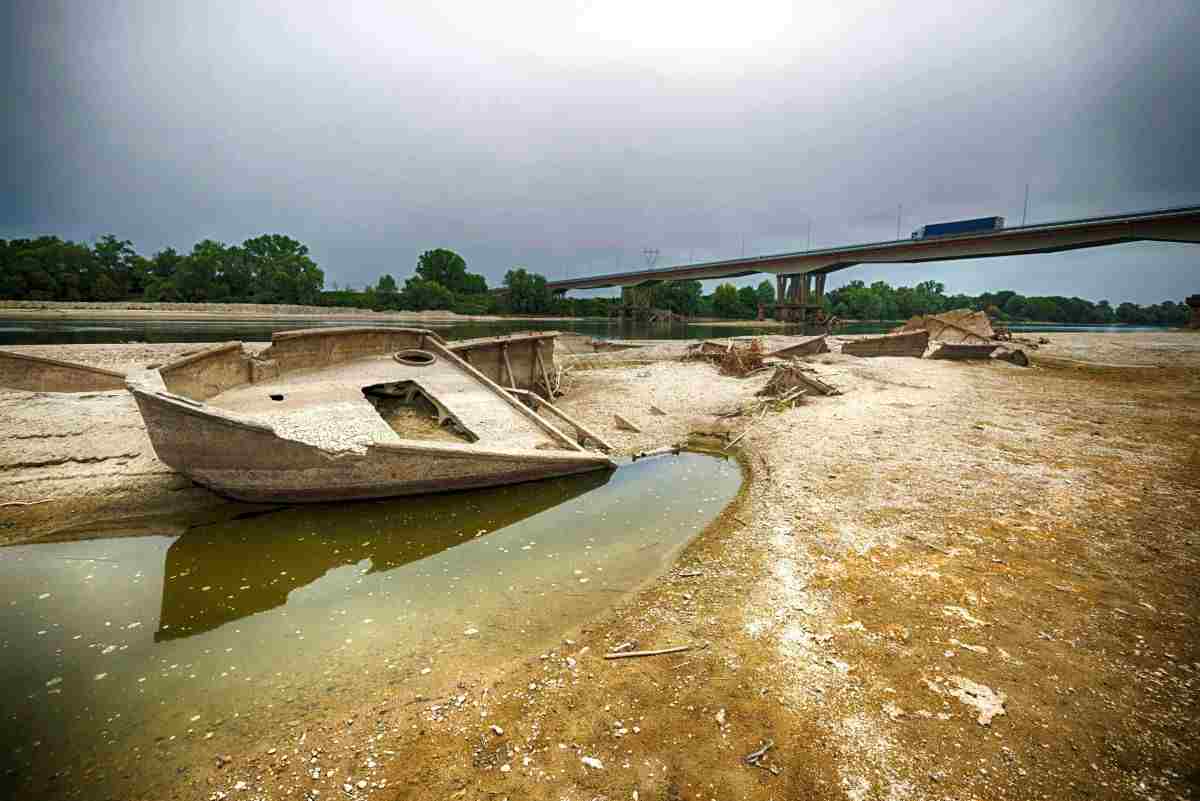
[155,470,611,641]
[0,452,740,801]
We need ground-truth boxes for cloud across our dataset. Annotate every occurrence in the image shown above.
[2,0,1198,302]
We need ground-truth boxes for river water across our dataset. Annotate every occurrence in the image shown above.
[0,452,741,799]
[0,317,1169,347]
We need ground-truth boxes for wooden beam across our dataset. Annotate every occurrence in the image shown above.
[535,347,554,397]
[509,389,614,453]
[501,344,518,390]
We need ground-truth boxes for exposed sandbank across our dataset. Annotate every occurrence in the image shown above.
[1,330,1198,800]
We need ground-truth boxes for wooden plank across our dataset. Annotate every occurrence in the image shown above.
[764,335,829,359]
[501,344,518,390]
[928,343,999,360]
[509,389,614,453]
[842,330,929,358]
[536,347,554,397]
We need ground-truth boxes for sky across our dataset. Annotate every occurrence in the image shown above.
[3,0,1198,303]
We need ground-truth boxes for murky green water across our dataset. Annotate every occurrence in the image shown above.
[0,452,741,799]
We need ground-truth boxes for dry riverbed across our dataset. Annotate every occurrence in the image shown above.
[1,332,1198,800]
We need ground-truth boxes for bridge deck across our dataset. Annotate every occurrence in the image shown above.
[548,205,1200,291]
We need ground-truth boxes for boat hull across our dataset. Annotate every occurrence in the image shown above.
[131,388,615,503]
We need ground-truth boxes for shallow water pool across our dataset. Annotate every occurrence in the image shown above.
[0,452,741,798]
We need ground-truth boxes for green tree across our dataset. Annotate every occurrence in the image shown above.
[398,277,454,310]
[416,249,469,292]
[93,235,137,297]
[755,280,775,307]
[712,283,742,318]
[652,280,703,315]
[737,285,759,317]
[503,267,552,313]
[241,234,324,304]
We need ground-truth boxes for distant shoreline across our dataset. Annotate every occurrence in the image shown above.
[0,302,1170,330]
[0,300,586,324]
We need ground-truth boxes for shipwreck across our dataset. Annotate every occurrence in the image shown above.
[125,327,616,503]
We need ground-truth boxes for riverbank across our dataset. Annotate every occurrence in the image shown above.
[0,300,585,323]
[2,331,1198,800]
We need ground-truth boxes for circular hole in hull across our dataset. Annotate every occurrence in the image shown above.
[394,349,437,366]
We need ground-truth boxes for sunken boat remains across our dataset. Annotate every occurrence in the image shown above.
[126,327,616,503]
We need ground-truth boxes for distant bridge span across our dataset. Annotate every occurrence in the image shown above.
[547,205,1200,322]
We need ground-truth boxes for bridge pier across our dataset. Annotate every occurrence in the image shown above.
[774,273,827,325]
[1187,295,1200,329]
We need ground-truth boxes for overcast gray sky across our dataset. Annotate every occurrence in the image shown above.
[3,0,1198,303]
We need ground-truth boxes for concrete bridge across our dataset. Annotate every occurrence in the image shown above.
[549,205,1200,322]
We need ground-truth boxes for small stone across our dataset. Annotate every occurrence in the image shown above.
[490,725,504,736]
[234,781,247,791]
[499,764,511,773]
[715,708,727,726]
[357,780,367,789]
[420,668,431,675]
[581,756,604,770]
[463,628,479,636]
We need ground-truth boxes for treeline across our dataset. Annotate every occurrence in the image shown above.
[0,235,1189,324]
[327,253,616,316]
[825,280,1193,325]
[0,235,325,305]
[617,280,776,319]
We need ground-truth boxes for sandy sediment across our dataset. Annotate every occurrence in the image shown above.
[0,299,581,323]
[1,330,1198,801]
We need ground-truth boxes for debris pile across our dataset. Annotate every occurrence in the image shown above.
[894,309,995,344]
[687,339,766,377]
[857,308,1032,366]
[756,363,841,398]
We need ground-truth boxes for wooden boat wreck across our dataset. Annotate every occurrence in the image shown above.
[127,327,616,503]
[0,349,127,392]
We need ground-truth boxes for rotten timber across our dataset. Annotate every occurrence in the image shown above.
[764,335,829,359]
[928,342,1030,367]
[841,330,930,358]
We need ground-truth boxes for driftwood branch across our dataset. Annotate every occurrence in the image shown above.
[604,644,693,660]
[743,739,775,765]
[0,499,52,508]
[632,445,681,460]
